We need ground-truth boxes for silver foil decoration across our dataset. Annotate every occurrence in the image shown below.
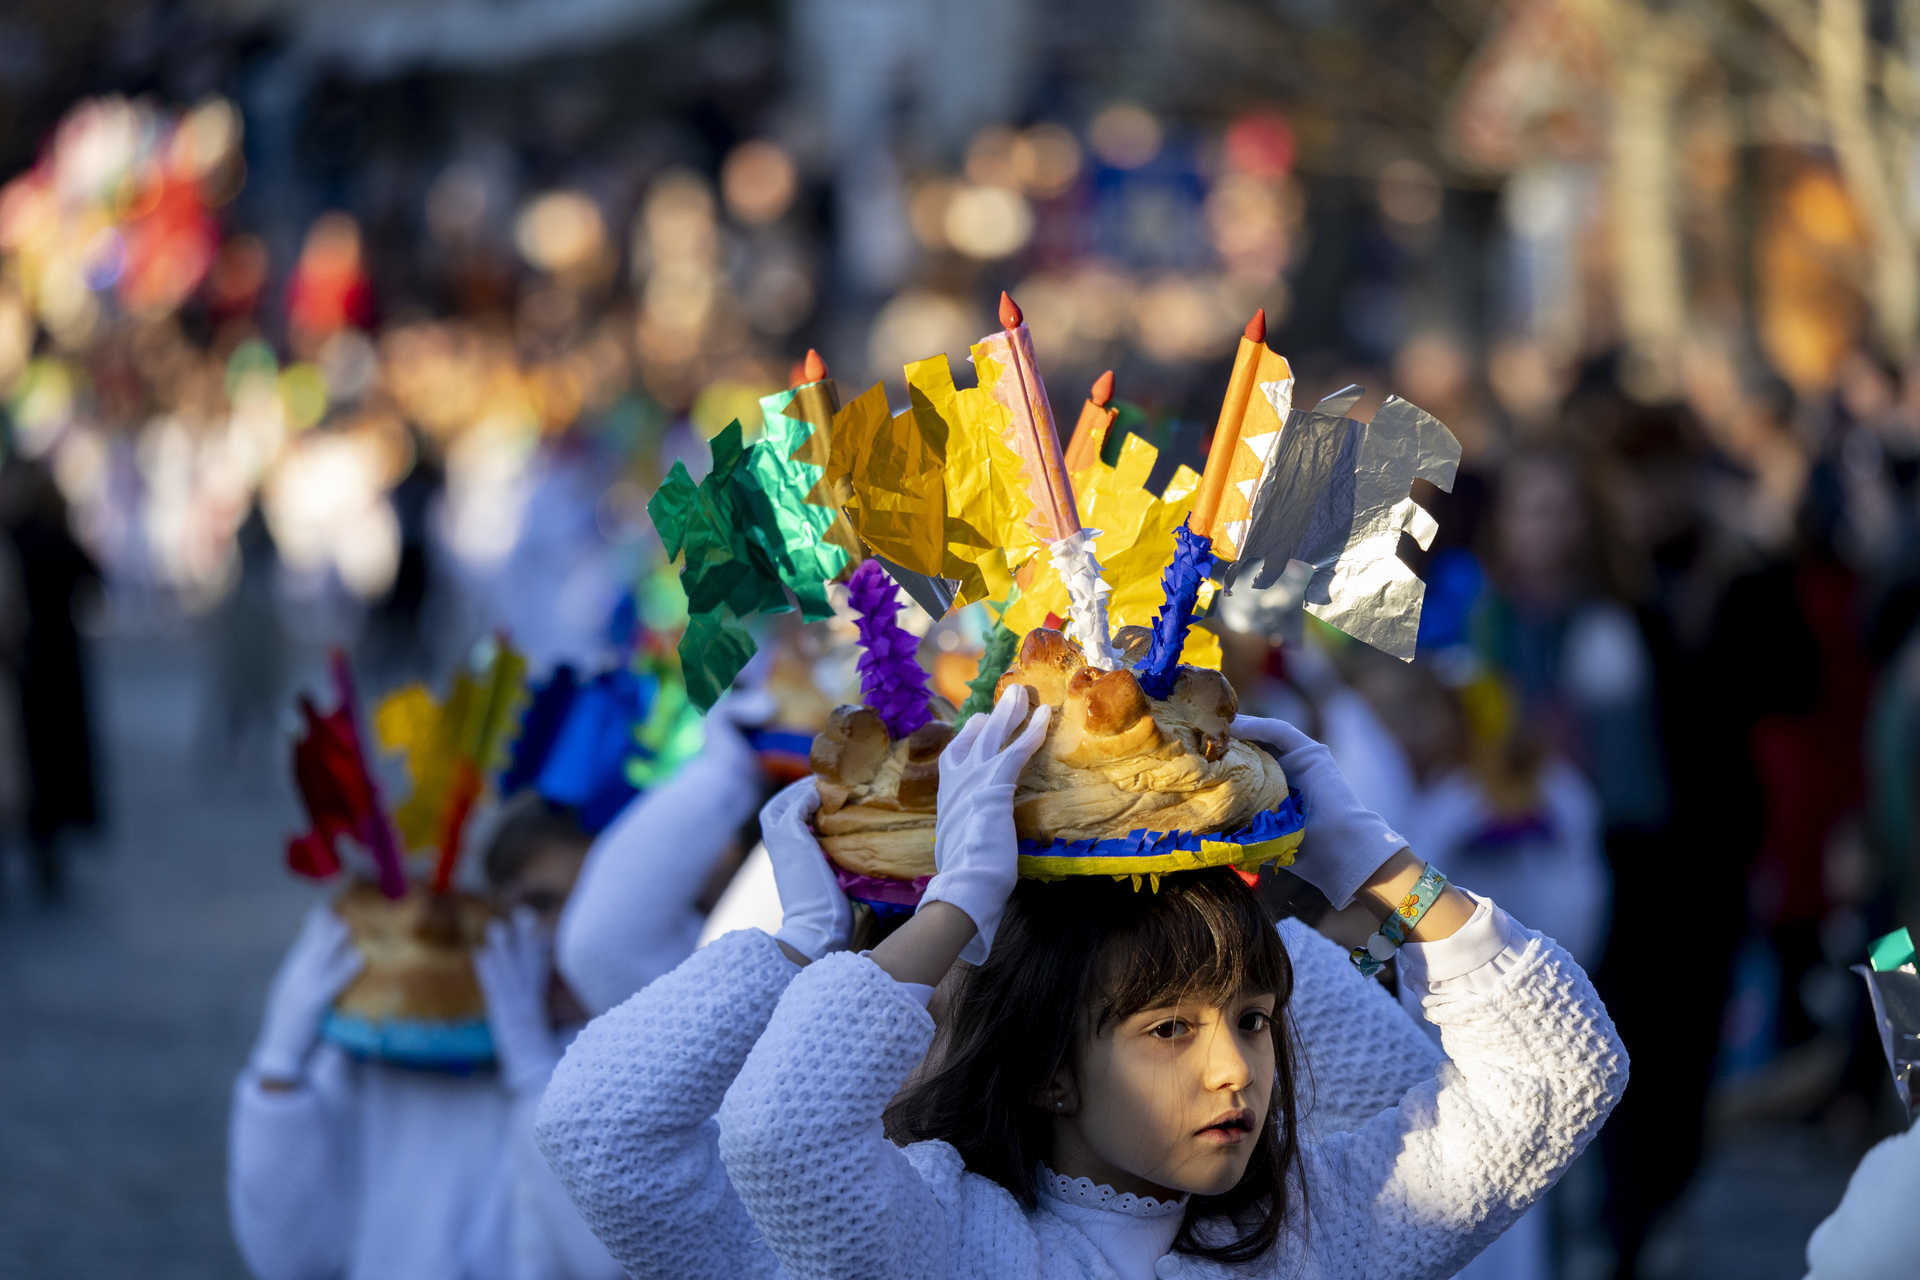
[874,555,960,623]
[1219,392,1460,661]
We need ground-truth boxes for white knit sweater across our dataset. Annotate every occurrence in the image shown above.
[536,918,1460,1280]
[712,897,1623,1280]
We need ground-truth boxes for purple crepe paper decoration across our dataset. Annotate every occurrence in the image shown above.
[846,559,934,738]
[1136,520,1217,699]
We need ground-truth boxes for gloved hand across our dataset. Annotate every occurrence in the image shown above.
[920,686,1052,964]
[251,904,364,1083]
[758,777,854,961]
[1231,715,1410,909]
[475,907,565,1096]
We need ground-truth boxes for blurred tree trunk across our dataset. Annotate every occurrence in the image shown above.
[1745,0,1920,356]
[1814,0,1918,355]
[1576,0,1698,392]
[1611,41,1690,386]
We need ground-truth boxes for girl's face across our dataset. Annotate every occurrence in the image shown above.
[1049,988,1278,1201]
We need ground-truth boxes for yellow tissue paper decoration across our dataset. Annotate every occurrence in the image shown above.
[376,639,529,856]
[1002,432,1223,670]
[904,354,1042,608]
[833,381,947,580]
[1016,826,1300,884]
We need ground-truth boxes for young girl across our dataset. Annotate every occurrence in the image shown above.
[535,712,1456,1279]
[717,686,1623,1278]
[227,799,624,1280]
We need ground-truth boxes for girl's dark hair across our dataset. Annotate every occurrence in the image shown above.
[884,868,1305,1263]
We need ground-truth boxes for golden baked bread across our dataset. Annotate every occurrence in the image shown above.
[810,628,1289,879]
[810,708,956,879]
[330,880,493,1023]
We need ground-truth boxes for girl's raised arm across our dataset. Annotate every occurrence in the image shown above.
[1295,896,1625,1278]
[1276,916,1446,1139]
[536,776,857,1280]
[536,927,798,1280]
[1235,717,1626,1278]
[721,689,1051,1280]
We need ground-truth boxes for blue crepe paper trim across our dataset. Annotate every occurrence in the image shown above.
[848,895,919,921]
[501,665,651,835]
[1016,790,1304,862]
[535,668,648,834]
[499,664,580,795]
[321,1011,496,1075]
[1136,521,1216,699]
[744,728,813,759]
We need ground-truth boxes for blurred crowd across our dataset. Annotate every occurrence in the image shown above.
[1,3,1918,1277]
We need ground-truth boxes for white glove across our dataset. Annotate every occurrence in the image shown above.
[758,777,854,961]
[920,686,1052,964]
[251,904,364,1083]
[1231,715,1410,909]
[475,907,565,1096]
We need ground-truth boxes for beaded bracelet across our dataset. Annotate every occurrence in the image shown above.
[1349,863,1449,978]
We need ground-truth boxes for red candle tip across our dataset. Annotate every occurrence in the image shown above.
[1243,308,1266,343]
[999,290,1023,329]
[803,348,827,382]
[1090,369,1115,407]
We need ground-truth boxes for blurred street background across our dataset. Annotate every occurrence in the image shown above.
[1,1,1918,1277]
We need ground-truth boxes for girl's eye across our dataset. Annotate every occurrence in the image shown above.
[1241,1010,1273,1034]
[1148,1019,1190,1040]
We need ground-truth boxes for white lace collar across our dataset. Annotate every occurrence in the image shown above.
[1037,1165,1188,1219]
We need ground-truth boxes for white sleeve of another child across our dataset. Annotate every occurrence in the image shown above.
[1297,896,1628,1279]
[226,1052,357,1280]
[556,754,760,1016]
[535,929,798,1280]
[1804,1120,1920,1280]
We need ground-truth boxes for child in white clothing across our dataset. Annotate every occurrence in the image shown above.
[228,801,622,1280]
[548,688,1628,1278]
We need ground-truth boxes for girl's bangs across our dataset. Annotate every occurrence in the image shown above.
[1088,871,1292,1029]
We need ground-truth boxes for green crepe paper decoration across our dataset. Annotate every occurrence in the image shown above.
[958,613,1020,724]
[1869,926,1916,973]
[649,419,798,708]
[649,420,793,625]
[744,388,848,622]
[676,611,759,711]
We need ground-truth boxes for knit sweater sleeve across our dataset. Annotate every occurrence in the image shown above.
[505,1090,625,1279]
[534,929,799,1280]
[1277,918,1445,1139]
[1292,896,1628,1280]
[226,1056,356,1280]
[719,952,975,1280]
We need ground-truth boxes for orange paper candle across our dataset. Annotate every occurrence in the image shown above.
[1190,309,1293,560]
[1063,369,1118,479]
[974,291,1080,541]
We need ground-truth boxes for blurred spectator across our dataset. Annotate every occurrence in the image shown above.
[198,501,287,775]
[0,433,102,902]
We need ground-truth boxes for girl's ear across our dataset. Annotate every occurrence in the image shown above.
[1032,1068,1078,1115]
